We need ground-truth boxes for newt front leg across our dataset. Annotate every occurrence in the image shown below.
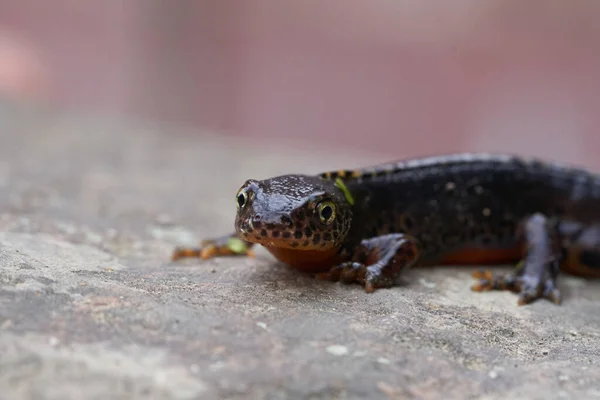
[315,233,420,292]
[171,233,256,261]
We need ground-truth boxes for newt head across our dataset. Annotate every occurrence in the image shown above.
[232,175,353,269]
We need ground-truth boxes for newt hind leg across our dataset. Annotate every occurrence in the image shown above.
[315,233,420,292]
[472,213,563,306]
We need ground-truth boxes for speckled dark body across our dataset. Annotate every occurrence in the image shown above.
[173,152,600,303]
[322,153,600,265]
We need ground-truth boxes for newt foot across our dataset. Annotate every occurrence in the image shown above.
[471,268,561,306]
[171,235,255,262]
[315,262,396,293]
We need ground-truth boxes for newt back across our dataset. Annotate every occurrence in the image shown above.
[320,153,600,264]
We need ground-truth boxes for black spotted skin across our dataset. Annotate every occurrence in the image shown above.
[324,154,600,262]
[172,153,600,305]
[234,176,353,252]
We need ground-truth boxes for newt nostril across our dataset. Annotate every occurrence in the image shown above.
[253,214,262,222]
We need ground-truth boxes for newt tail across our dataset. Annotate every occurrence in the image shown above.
[171,153,600,306]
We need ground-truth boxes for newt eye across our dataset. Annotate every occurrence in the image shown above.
[236,189,248,210]
[316,201,336,225]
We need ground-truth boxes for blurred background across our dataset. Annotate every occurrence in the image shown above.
[1,1,599,167]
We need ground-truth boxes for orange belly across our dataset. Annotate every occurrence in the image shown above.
[436,246,524,266]
[264,243,600,278]
[434,246,600,278]
[264,245,341,273]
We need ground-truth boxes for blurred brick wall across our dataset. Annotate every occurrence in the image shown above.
[1,1,599,166]
[0,1,237,130]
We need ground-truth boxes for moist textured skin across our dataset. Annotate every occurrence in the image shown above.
[232,176,354,272]
[172,153,600,305]
[234,176,352,251]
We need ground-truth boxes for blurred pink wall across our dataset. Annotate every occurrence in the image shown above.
[1,1,599,166]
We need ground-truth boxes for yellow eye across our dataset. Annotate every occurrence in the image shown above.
[317,201,336,224]
[236,189,248,210]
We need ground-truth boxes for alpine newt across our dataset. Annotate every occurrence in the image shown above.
[171,153,600,305]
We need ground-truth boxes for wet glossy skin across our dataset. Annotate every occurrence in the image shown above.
[172,153,600,305]
[321,154,600,264]
[237,154,600,266]
[234,176,352,251]
[233,175,354,271]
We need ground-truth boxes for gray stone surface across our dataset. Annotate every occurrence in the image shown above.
[0,104,599,400]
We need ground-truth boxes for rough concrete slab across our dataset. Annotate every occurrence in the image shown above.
[0,104,599,399]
